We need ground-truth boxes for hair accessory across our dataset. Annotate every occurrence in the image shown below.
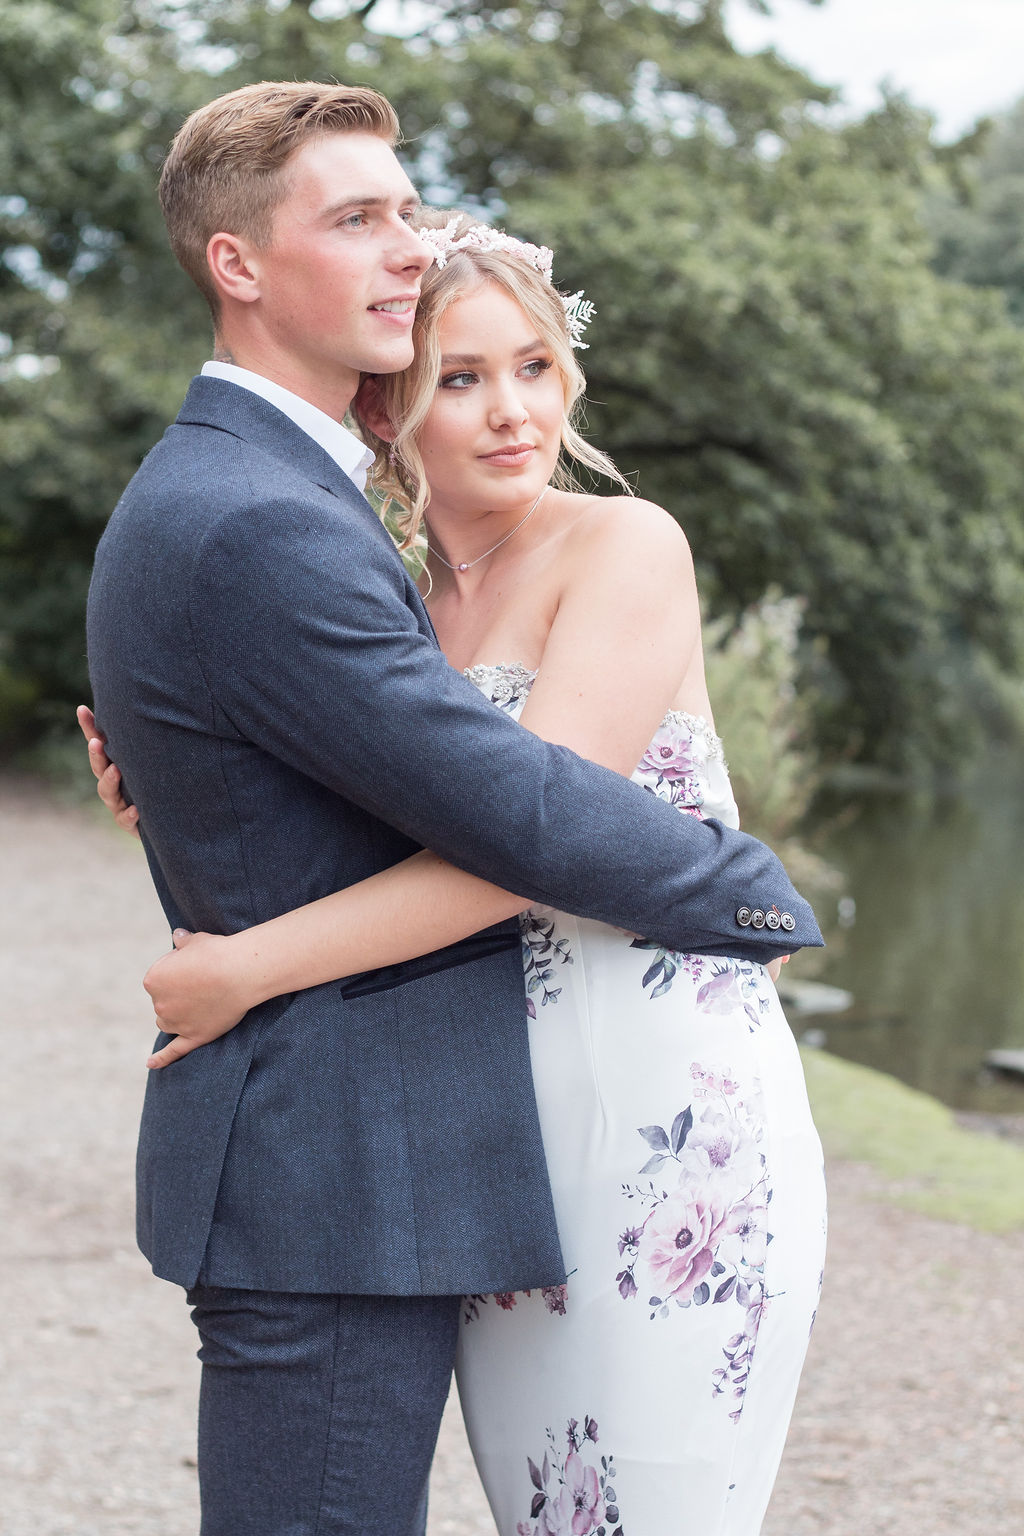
[417,218,595,348]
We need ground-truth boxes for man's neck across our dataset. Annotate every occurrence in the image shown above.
[211,338,357,424]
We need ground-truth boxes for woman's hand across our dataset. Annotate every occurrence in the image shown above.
[144,929,260,1069]
[76,705,140,838]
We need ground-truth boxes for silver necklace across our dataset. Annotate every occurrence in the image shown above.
[427,486,548,573]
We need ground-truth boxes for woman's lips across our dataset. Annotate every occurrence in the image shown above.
[478,444,535,467]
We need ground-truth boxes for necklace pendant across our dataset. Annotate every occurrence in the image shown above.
[457,561,470,572]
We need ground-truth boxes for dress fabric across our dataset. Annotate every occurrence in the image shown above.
[454,663,827,1536]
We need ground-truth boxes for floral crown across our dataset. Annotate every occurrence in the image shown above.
[416,217,596,349]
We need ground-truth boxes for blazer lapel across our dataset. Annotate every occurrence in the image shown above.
[176,374,378,522]
[175,375,438,638]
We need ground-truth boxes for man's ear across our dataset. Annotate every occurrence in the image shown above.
[206,231,262,306]
[354,376,397,443]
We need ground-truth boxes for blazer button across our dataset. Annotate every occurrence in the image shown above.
[736,906,752,927]
[780,912,796,932]
[750,909,766,929]
[765,910,781,930]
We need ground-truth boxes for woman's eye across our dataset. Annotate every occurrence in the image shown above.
[440,371,477,390]
[521,358,553,378]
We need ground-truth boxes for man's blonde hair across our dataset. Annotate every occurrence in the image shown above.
[159,80,400,315]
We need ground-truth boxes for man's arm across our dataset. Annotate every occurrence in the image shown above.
[189,489,820,960]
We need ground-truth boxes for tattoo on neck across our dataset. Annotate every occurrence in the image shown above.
[213,344,236,365]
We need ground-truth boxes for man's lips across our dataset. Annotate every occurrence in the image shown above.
[478,444,535,467]
[369,296,418,323]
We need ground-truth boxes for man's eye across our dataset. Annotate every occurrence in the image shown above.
[341,212,367,228]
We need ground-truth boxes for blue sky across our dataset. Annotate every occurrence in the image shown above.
[725,0,1024,139]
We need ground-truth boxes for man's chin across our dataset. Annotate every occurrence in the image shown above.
[360,336,417,376]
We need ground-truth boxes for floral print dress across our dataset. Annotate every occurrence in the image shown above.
[455,663,827,1536]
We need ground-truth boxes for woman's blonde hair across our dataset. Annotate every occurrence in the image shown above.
[354,209,631,552]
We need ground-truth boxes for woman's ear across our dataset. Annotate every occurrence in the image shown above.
[354,376,397,443]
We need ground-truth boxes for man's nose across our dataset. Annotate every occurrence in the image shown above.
[387,217,433,275]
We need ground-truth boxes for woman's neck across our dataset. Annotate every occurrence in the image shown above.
[424,487,551,582]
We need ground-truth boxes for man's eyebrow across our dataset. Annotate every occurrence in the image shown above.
[440,339,547,367]
[321,192,421,219]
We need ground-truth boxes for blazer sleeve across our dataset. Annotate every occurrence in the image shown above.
[189,490,821,960]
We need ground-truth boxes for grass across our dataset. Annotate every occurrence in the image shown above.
[802,1048,1024,1233]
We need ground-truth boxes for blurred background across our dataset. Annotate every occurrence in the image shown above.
[3,0,1024,1119]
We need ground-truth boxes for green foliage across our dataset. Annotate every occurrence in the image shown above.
[801,1047,1024,1233]
[928,100,1024,324]
[703,588,841,931]
[3,0,1024,782]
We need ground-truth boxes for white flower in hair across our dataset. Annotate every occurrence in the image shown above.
[417,217,554,278]
[417,218,596,348]
[562,291,596,350]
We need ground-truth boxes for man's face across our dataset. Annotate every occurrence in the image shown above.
[243,132,431,399]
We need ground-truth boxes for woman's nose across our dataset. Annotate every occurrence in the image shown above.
[488,379,529,430]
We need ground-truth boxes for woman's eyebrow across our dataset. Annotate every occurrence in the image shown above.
[440,340,546,367]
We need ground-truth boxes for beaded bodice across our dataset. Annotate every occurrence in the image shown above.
[464,662,739,828]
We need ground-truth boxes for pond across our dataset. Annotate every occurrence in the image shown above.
[790,771,1024,1114]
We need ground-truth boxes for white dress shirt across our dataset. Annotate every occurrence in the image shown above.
[201,361,375,493]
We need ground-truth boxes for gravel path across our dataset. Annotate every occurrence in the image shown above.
[2,779,1021,1535]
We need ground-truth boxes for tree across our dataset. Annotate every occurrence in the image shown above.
[3,0,1024,780]
[928,101,1024,324]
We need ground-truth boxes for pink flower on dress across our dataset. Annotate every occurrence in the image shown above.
[639,720,696,782]
[538,1452,605,1535]
[637,1184,730,1302]
[681,1108,761,1189]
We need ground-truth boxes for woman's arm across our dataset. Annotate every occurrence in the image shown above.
[139,500,717,1068]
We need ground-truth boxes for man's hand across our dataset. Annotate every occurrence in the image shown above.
[76,705,140,837]
[144,929,257,1069]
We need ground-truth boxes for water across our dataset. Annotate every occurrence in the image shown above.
[795,775,1024,1113]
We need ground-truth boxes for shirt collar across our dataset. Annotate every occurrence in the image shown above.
[200,361,375,492]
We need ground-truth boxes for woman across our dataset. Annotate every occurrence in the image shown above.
[83,210,826,1534]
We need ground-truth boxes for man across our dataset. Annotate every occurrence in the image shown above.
[86,81,819,1535]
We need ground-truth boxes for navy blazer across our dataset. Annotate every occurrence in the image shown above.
[87,377,821,1295]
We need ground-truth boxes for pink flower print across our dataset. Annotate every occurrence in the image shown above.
[726,1196,768,1268]
[695,967,745,1015]
[494,1291,518,1310]
[542,1284,568,1315]
[637,1184,730,1303]
[639,720,696,782]
[690,1061,739,1096]
[681,1109,761,1189]
[539,1452,606,1536]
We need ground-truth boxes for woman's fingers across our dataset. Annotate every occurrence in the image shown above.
[76,704,100,746]
[80,715,141,836]
[146,1027,201,1070]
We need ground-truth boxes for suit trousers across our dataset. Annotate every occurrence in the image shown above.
[187,1286,461,1536]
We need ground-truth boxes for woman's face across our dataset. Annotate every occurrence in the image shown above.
[414,281,566,519]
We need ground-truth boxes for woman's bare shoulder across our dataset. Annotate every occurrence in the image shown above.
[561,493,695,581]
